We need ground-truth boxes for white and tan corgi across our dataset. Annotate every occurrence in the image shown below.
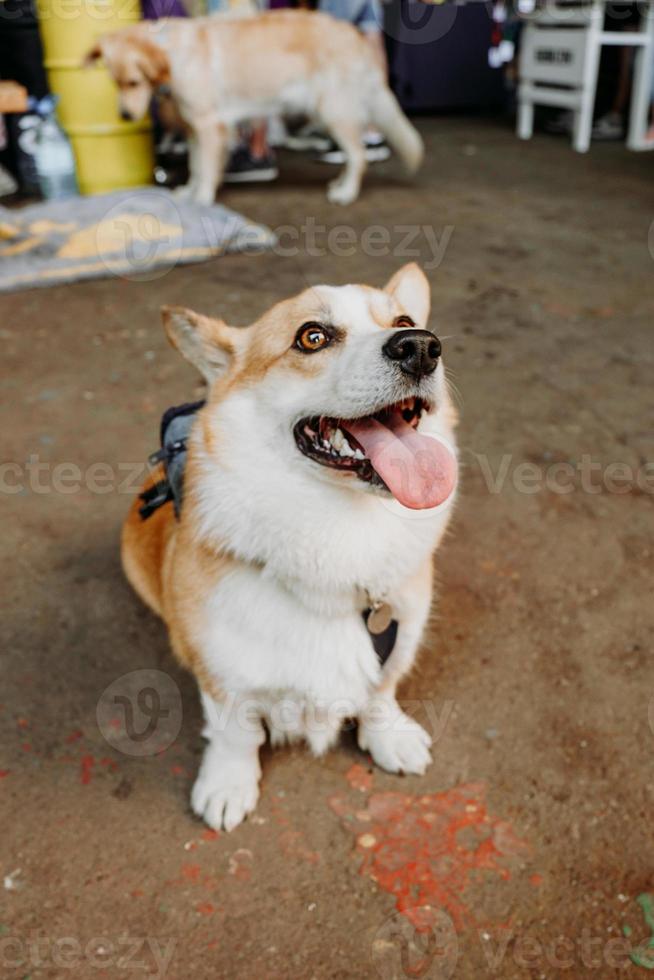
[122,263,458,831]
[84,11,424,206]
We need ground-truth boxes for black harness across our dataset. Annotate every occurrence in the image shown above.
[139,400,205,521]
[139,401,398,666]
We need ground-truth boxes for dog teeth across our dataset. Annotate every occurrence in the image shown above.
[330,427,358,458]
[353,448,365,461]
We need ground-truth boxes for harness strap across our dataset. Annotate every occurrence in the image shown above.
[139,400,205,521]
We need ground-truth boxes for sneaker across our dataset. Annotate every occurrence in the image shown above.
[317,134,392,165]
[544,110,574,135]
[0,163,17,198]
[156,133,188,157]
[592,112,623,141]
[223,146,279,183]
[284,126,332,153]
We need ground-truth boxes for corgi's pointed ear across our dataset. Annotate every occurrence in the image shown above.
[161,307,240,382]
[384,263,431,327]
[83,42,103,69]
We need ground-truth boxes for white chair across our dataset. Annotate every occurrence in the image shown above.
[517,0,654,152]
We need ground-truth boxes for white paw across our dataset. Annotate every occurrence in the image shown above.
[191,766,260,832]
[327,180,358,206]
[358,712,432,776]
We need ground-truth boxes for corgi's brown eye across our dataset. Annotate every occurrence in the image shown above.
[295,323,330,353]
[393,315,415,330]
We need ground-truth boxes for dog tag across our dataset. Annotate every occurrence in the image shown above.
[366,601,393,635]
[363,607,398,667]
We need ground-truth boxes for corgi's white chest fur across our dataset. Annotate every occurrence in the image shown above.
[201,566,381,727]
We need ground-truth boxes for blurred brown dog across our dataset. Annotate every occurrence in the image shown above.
[85,11,423,206]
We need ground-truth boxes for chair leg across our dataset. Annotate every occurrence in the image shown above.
[573,0,603,153]
[518,98,534,140]
[627,3,654,149]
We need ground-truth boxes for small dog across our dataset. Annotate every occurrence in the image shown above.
[122,263,458,830]
[84,12,424,206]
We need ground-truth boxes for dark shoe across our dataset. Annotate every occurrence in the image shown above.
[223,147,279,183]
[316,133,391,165]
[592,113,624,141]
[284,126,332,153]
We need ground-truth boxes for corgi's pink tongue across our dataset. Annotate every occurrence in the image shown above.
[341,415,457,510]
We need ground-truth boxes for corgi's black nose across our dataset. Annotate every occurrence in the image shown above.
[383,329,441,380]
[120,108,133,121]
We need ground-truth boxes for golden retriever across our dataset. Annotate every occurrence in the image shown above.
[85,12,424,205]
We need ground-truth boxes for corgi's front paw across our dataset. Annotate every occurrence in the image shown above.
[358,712,432,776]
[191,764,260,832]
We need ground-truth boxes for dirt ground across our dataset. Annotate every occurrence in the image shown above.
[1,118,654,979]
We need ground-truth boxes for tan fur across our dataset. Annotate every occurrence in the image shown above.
[84,12,423,205]
[121,470,173,617]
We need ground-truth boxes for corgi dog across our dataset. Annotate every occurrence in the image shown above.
[122,263,458,831]
[84,11,424,206]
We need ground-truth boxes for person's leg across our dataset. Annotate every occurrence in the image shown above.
[221,120,279,183]
[249,120,269,160]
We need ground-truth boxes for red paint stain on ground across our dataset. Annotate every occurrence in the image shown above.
[197,902,215,916]
[0,770,10,779]
[167,862,220,894]
[66,730,83,744]
[80,755,95,785]
[181,863,202,882]
[345,763,374,793]
[529,873,544,887]
[201,829,220,842]
[330,781,528,932]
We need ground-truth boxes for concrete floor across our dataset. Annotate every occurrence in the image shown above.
[1,118,654,979]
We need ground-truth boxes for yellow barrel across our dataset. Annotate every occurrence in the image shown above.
[36,0,154,195]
